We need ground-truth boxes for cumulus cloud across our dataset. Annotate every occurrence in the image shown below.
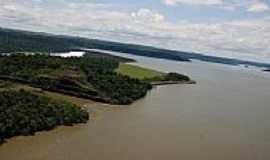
[131,9,164,23]
[0,0,270,61]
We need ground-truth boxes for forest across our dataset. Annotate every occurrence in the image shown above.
[0,89,89,144]
[2,27,270,68]
[0,27,189,61]
[0,53,152,105]
[0,53,155,143]
[0,27,196,144]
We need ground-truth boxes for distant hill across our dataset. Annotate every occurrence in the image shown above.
[1,27,270,68]
[0,27,189,61]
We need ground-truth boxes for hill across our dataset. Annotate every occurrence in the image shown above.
[1,27,269,68]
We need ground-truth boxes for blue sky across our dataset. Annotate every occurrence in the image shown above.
[0,0,270,62]
[99,0,270,22]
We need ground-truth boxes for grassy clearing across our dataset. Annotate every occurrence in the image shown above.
[115,63,164,80]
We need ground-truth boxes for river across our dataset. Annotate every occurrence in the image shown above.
[1,52,270,160]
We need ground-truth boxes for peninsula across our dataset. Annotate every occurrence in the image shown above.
[0,52,193,144]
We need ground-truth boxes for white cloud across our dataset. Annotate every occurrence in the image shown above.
[0,0,270,61]
[247,2,269,12]
[3,5,17,11]
[163,0,222,6]
[163,0,178,6]
[131,9,164,23]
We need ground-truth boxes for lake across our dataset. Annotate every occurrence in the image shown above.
[1,52,270,160]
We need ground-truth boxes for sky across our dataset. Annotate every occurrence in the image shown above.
[0,0,270,62]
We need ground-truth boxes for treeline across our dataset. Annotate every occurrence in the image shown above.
[76,55,152,104]
[0,90,89,144]
[0,54,151,104]
[81,59,151,104]
[84,51,135,63]
[0,27,189,62]
[144,72,191,83]
[0,28,74,53]
[2,27,270,68]
[163,73,190,81]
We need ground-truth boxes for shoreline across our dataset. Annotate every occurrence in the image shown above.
[0,75,196,106]
[150,80,196,86]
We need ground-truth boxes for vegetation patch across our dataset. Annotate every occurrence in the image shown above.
[0,54,151,105]
[115,63,192,84]
[115,63,164,80]
[0,90,89,144]
[0,80,14,89]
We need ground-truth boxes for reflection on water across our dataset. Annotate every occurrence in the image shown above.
[1,54,270,160]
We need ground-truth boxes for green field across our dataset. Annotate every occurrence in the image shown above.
[116,63,164,79]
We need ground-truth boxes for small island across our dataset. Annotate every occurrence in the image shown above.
[0,52,194,144]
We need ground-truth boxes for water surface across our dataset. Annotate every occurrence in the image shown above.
[1,54,270,160]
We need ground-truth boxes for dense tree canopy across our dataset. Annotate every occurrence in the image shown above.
[163,73,190,81]
[0,54,151,104]
[0,90,89,144]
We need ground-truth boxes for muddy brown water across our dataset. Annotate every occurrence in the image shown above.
[1,53,270,160]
